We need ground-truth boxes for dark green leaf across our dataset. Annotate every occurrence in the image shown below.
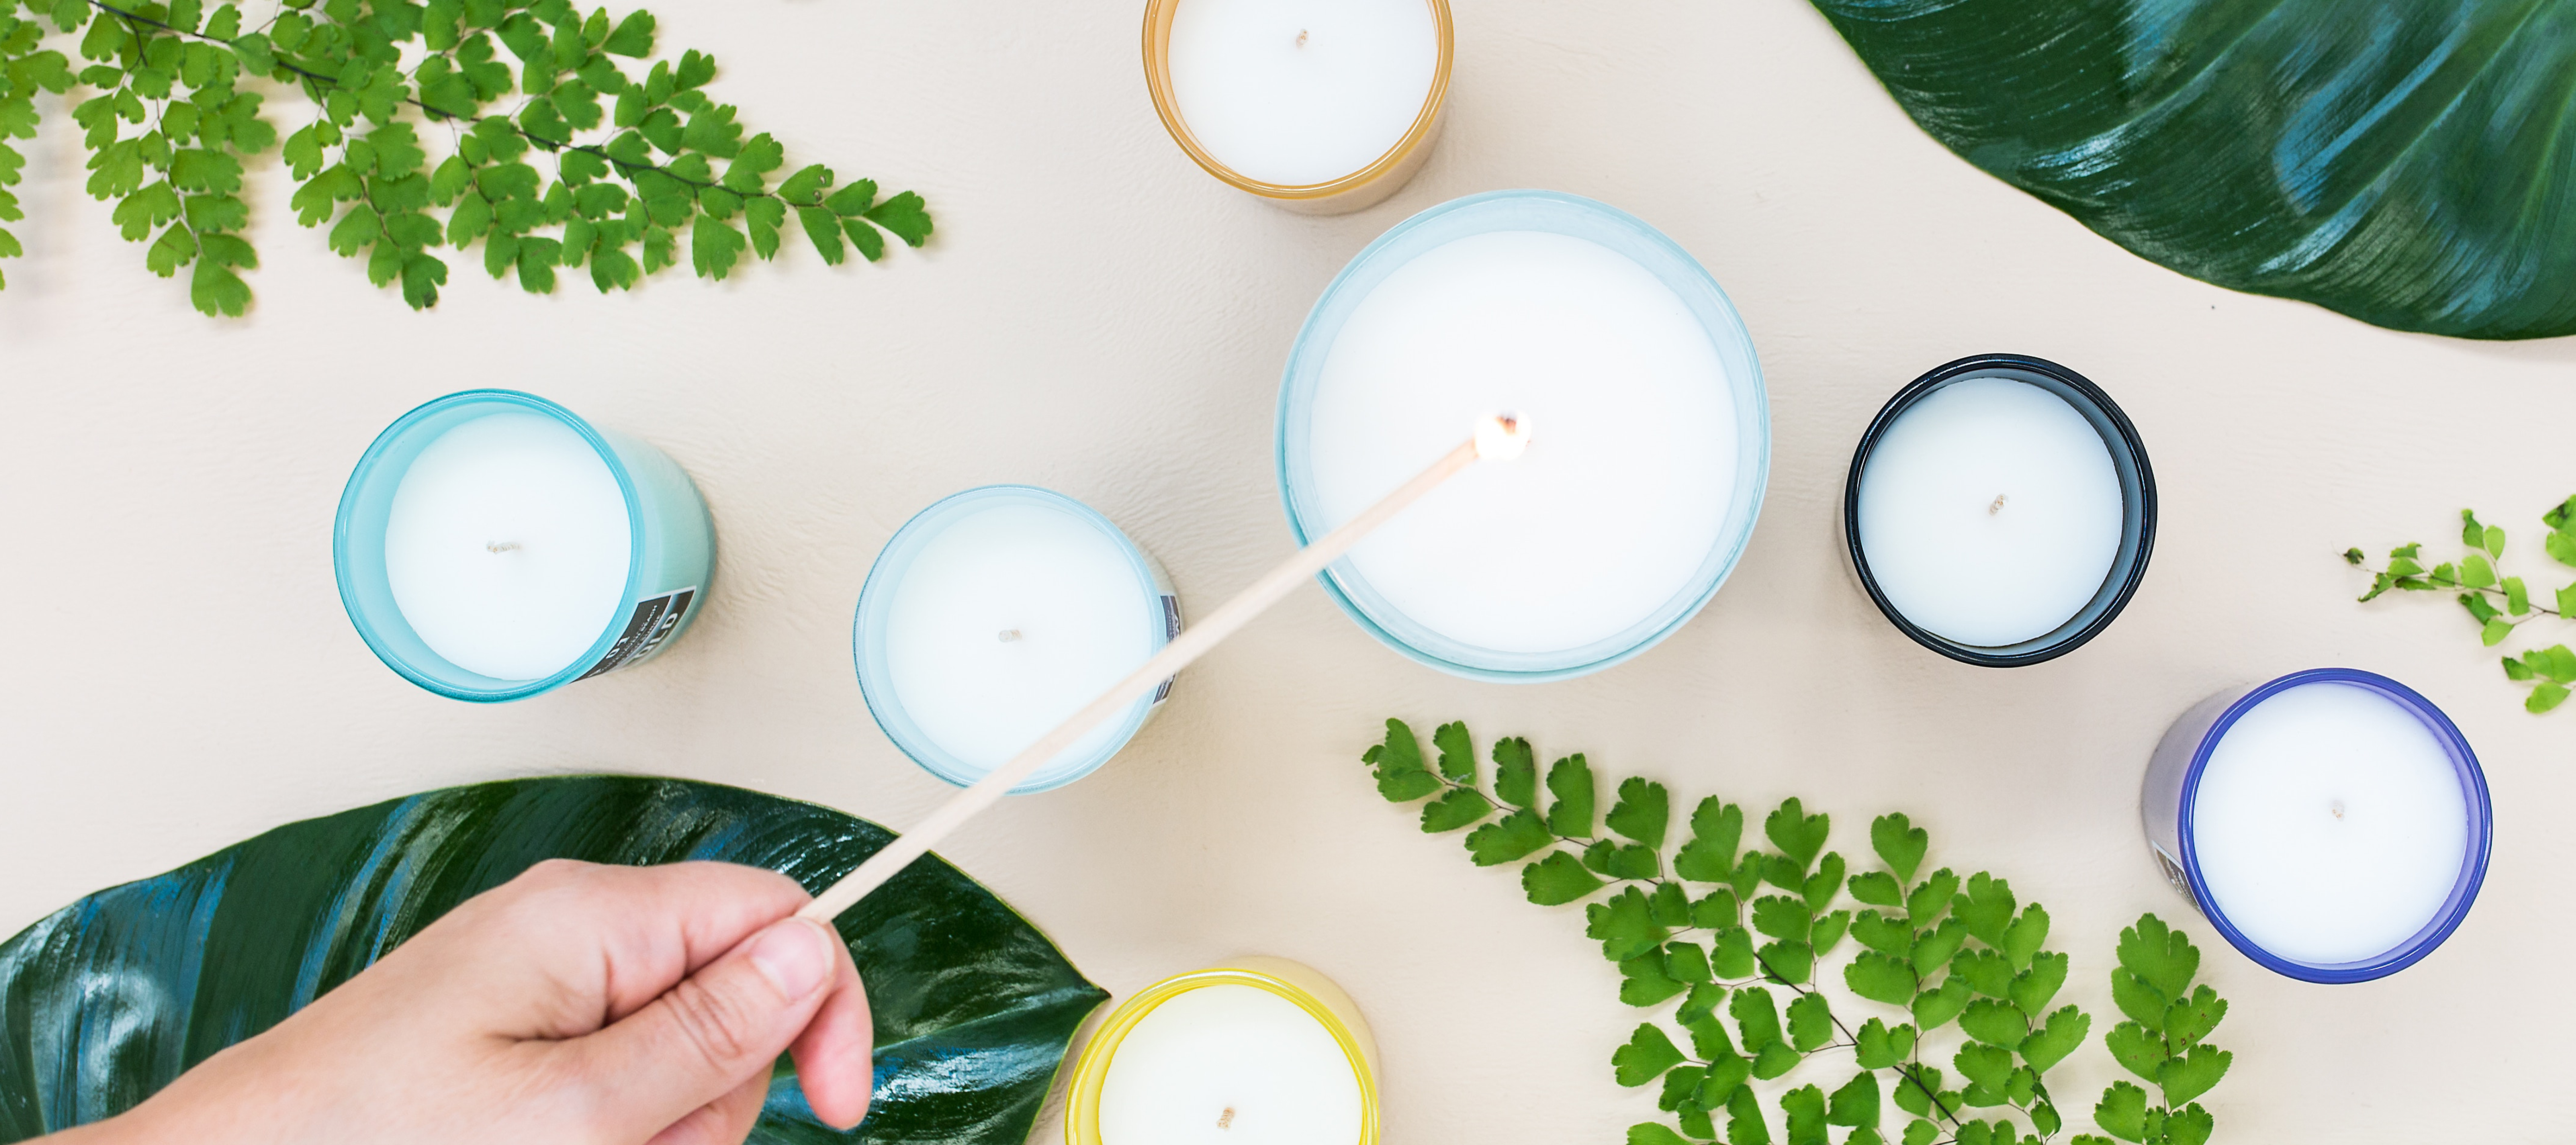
[1690,889,1738,930]
[1614,1023,1686,1087]
[1698,1051,1751,1109]
[1678,982,1727,1027]
[1952,949,2012,998]
[602,9,654,56]
[1751,895,1811,943]
[1801,853,1845,913]
[1809,0,2576,338]
[1657,1065,1707,1114]
[1649,882,1691,928]
[1851,910,1910,956]
[1810,909,1848,958]
[1666,940,1711,985]
[0,776,1105,1143]
[1952,1043,2013,1092]
[1730,985,1783,1050]
[2111,967,2168,1031]
[1522,851,1602,906]
[2505,655,2537,682]
[1545,754,1596,838]
[2167,1103,2215,1145]
[1911,917,1968,971]
[863,190,931,247]
[1756,940,1812,985]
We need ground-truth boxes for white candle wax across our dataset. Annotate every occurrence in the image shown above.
[1304,229,1739,657]
[1097,984,1363,1145]
[1855,378,2124,647]
[1167,0,1438,186]
[877,498,1162,783]
[382,411,631,681]
[2191,681,2470,966]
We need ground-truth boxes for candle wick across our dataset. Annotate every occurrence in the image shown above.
[2330,800,2345,819]
[486,541,521,554]
[1217,1108,1236,1130]
[1987,494,2008,516]
[998,629,1022,642]
[1295,28,1307,47]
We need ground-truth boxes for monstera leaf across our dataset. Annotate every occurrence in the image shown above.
[0,776,1107,1144]
[1811,0,2576,340]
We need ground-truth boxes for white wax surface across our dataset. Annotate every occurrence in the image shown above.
[1167,0,1437,186]
[1854,377,2124,647]
[383,412,631,680]
[1305,230,1737,657]
[1098,984,1363,1145]
[880,501,1157,779]
[2192,682,2470,966]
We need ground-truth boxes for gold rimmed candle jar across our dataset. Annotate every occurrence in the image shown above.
[1143,0,1453,215]
[1065,958,1380,1145]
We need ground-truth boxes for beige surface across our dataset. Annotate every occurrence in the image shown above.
[3,1,2572,1141]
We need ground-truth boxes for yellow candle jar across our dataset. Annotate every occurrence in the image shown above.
[1142,0,1453,215]
[1065,958,1381,1145]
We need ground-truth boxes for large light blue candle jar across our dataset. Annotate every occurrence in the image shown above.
[333,390,715,702]
[854,486,1182,794]
[1277,190,1768,681]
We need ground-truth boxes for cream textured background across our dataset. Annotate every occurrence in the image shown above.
[4,1,2573,1141]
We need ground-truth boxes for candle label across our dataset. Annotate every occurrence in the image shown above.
[1153,594,1181,703]
[574,587,699,681]
[2149,843,2191,899]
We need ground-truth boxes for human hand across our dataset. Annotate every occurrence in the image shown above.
[50,859,871,1145]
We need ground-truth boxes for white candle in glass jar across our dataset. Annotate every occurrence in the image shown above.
[2190,680,2472,966]
[1097,984,1364,1145]
[1283,198,1762,680]
[1165,0,1440,187]
[856,487,1178,793]
[1854,377,2125,648]
[383,411,632,681]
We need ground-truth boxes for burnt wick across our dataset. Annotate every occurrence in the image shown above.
[1217,1108,1237,1129]
[486,541,522,554]
[1295,28,1307,47]
[2330,800,2345,819]
[998,629,1022,642]
[1988,494,2008,516]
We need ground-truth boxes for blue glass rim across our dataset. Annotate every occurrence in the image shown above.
[851,485,1170,795]
[1274,188,1771,682]
[332,389,651,703]
[2175,668,2493,983]
[1842,353,2157,668]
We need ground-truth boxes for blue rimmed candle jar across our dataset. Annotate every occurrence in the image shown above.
[2142,668,2493,982]
[1843,354,2155,667]
[1276,189,1768,681]
[333,390,715,702]
[854,486,1182,793]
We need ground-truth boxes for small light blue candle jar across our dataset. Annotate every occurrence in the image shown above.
[1276,189,1769,681]
[854,486,1182,794]
[333,390,715,703]
[2142,668,2492,983]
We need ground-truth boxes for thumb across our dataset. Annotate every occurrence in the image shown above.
[565,916,842,1138]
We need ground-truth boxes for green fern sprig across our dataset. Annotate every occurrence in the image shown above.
[0,0,928,314]
[2347,498,2576,713]
[1360,718,2231,1145]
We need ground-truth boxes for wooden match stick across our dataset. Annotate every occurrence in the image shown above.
[798,414,1532,922]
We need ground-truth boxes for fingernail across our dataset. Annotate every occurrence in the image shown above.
[749,918,835,999]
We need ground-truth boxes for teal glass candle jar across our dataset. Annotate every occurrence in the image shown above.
[1276,189,1769,681]
[333,390,715,702]
[854,486,1182,794]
